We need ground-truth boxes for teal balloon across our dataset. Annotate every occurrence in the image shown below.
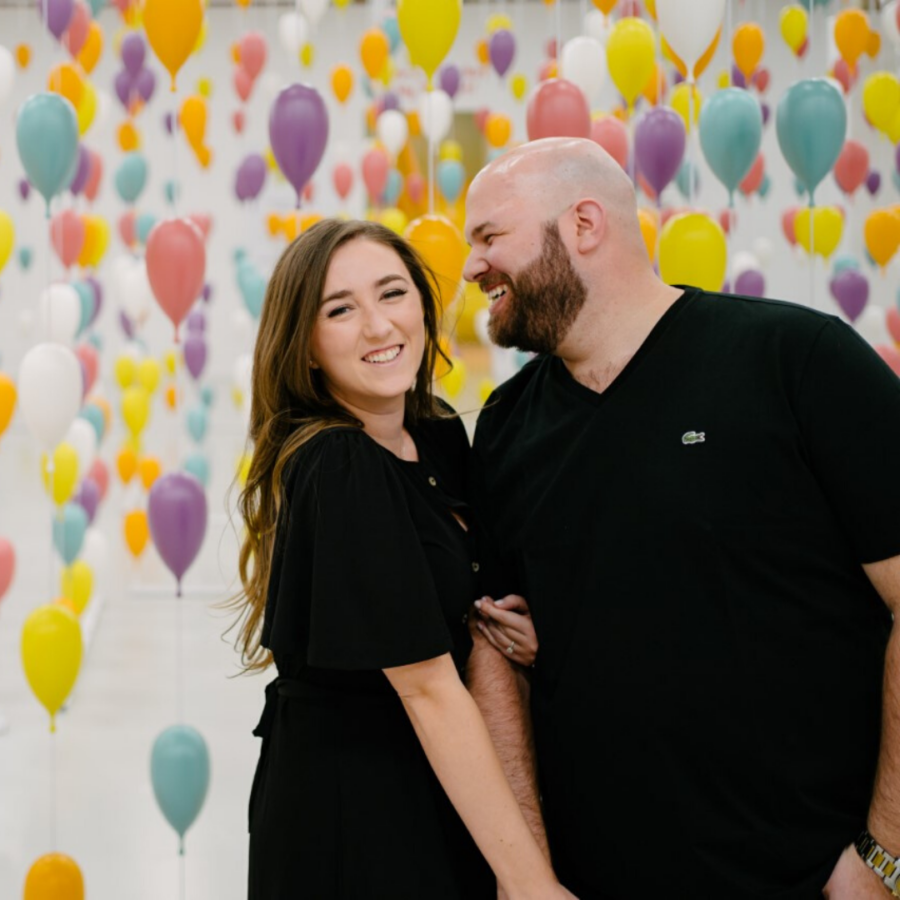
[437,160,465,204]
[832,254,860,275]
[53,502,88,566]
[864,248,877,269]
[150,725,210,853]
[17,246,33,271]
[698,88,763,202]
[79,404,105,443]
[793,175,806,197]
[675,160,700,200]
[164,179,180,205]
[115,153,148,205]
[892,170,900,193]
[88,0,106,12]
[382,168,402,206]
[233,247,248,264]
[758,173,771,199]
[16,93,80,213]
[72,281,95,335]
[187,406,208,443]
[87,332,103,351]
[200,385,215,408]
[136,212,157,245]
[237,260,266,319]
[487,148,506,162]
[382,15,401,54]
[798,0,830,8]
[776,78,846,205]
[183,453,210,488]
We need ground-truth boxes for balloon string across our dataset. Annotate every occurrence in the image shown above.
[177,591,184,724]
[688,81,695,210]
[726,0,733,87]
[427,94,435,216]
[555,0,561,63]
[172,94,179,218]
[48,460,56,604]
[50,729,58,851]
[809,196,816,309]
[180,845,186,900]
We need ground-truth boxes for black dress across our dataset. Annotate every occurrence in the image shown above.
[248,412,494,899]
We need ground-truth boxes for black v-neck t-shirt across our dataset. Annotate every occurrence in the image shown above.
[471,288,900,899]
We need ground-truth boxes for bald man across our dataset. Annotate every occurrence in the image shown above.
[463,138,900,900]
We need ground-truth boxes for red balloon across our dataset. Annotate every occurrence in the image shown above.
[303,181,315,203]
[833,59,857,95]
[544,37,557,59]
[781,207,799,246]
[590,116,629,169]
[145,219,206,340]
[718,208,736,235]
[526,79,590,141]
[887,308,900,345]
[186,212,212,241]
[118,210,136,247]
[473,107,490,134]
[834,139,869,196]
[361,147,390,202]
[739,153,765,195]
[234,66,253,102]
[75,343,99,393]
[84,150,102,203]
[62,0,90,57]
[50,210,86,269]
[88,457,110,500]
[406,172,425,205]
[232,109,246,134]
[238,32,267,80]
[752,67,770,93]
[876,344,900,377]
[333,162,353,200]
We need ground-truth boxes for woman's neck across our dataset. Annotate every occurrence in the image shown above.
[333,392,412,460]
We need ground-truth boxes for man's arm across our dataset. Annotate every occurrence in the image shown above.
[825,553,900,898]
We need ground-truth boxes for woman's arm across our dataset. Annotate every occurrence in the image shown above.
[384,654,574,900]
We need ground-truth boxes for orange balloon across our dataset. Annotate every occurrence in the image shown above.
[359,29,389,80]
[164,384,180,410]
[866,30,881,60]
[404,215,466,307]
[15,43,32,69]
[301,212,323,233]
[55,596,78,616]
[236,0,252,6]
[331,64,353,104]
[179,95,207,149]
[137,456,162,491]
[485,113,512,148]
[644,0,657,21]
[663,27,720,79]
[641,61,666,106]
[143,0,204,90]
[24,853,84,900]
[637,208,658,262]
[864,209,900,269]
[834,9,870,68]
[117,120,141,151]
[47,62,85,109]
[117,446,138,484]
[230,42,241,64]
[124,510,150,558]
[77,22,104,74]
[195,144,213,168]
[732,22,764,79]
[592,0,617,13]
[476,38,489,66]
[92,396,112,432]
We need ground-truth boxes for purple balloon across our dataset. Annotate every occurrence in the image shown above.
[136,67,155,104]
[115,69,135,108]
[734,268,766,297]
[634,107,686,195]
[37,0,74,39]
[201,282,212,303]
[119,309,135,340]
[672,71,685,86]
[730,65,747,90]
[163,111,176,135]
[85,276,103,327]
[148,472,208,596]
[721,279,731,293]
[18,178,31,201]
[186,309,206,333]
[489,29,516,78]
[73,478,100,525]
[268,84,329,206]
[121,33,146,76]
[235,153,267,202]
[381,91,401,112]
[761,102,770,126]
[866,170,881,197]
[68,145,90,195]
[438,64,461,99]
[183,334,207,380]
[830,269,869,323]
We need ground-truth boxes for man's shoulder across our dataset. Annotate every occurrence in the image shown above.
[475,355,549,434]
[694,289,840,334]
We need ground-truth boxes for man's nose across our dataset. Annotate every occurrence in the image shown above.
[463,247,487,283]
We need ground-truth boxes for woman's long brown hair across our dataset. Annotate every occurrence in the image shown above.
[228,218,451,672]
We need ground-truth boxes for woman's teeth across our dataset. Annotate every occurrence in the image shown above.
[363,346,402,364]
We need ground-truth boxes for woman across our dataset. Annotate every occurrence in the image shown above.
[232,219,572,899]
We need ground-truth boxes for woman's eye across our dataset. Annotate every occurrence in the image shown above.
[383,289,407,300]
[327,305,350,318]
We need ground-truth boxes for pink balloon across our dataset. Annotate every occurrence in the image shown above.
[239,32,267,80]
[303,182,315,203]
[527,79,590,141]
[62,0,90,56]
[0,537,15,605]
[75,343,99,393]
[537,59,557,82]
[118,210,136,247]
[590,117,629,169]
[50,209,86,269]
[234,66,253,103]
[145,219,207,340]
[84,150,103,203]
[887,308,900,346]
[834,140,869,196]
[232,110,246,134]
[361,148,390,203]
[718,208,736,235]
[781,208,798,246]
[876,345,900,377]
[186,213,212,241]
[333,162,354,200]
[833,59,856,95]
[88,457,109,501]
[739,153,765,196]
[474,108,490,134]
[406,173,425,205]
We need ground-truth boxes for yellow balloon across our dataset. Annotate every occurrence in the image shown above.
[24,852,85,900]
[381,208,409,235]
[0,210,14,275]
[606,17,655,109]
[236,452,252,487]
[487,13,513,33]
[41,443,79,506]
[121,386,151,438]
[794,207,844,259]
[334,0,351,7]
[179,94,207,149]
[864,209,900,269]
[77,21,104,74]
[780,5,807,54]
[659,213,727,292]
[164,350,178,375]
[887,107,900,145]
[197,76,213,98]
[143,0,204,90]
[440,357,466,398]
[862,72,900,136]
[192,17,208,55]
[439,140,463,162]
[331,64,353,104]
[397,0,462,85]
[79,214,109,268]
[124,509,150,558]
[114,355,137,389]
[360,29,389,80]
[637,208,658,262]
[378,56,395,87]
[485,113,512,148]
[300,42,315,68]
[76,80,97,135]
[478,378,496,405]
[670,83,702,133]
[404,215,466,307]
[137,358,161,394]
[0,372,16,441]
[61,562,93,616]
[510,72,528,101]
[21,604,82,732]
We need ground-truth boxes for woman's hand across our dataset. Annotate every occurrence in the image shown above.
[474,594,538,667]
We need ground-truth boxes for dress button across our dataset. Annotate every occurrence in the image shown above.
[428,476,437,486]
[471,562,480,573]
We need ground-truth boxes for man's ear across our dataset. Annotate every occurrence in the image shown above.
[571,199,605,254]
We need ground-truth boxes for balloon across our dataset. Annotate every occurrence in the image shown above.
[794,207,844,259]
[239,32,267,79]
[37,283,81,346]
[830,269,869,323]
[376,109,409,158]
[148,472,207,594]
[65,417,97,473]
[510,72,528,102]
[834,140,870,196]
[437,159,466,203]
[526,79,590,141]
[61,560,93,615]
[438,64,461,99]
[38,0,75,40]
[121,386,151,437]
[780,5,808,54]
[235,153,267,202]
[590,116,628,169]
[0,209,19,269]
[179,95,207,149]
[52,500,88,562]
[656,0,725,76]
[362,147,390,202]
[331,64,353,104]
[16,93,80,214]
[484,113,512,149]
[151,725,210,851]
[776,79,846,203]
[359,29,389,80]
[418,89,454,143]
[834,9,870,68]
[634,107,685,196]
[606,17,655,108]
[187,405,208,443]
[699,88,763,203]
[0,537,14,605]
[237,260,266,319]
[868,171,882,197]
[862,72,900,136]
[117,445,137,483]
[183,453,209,489]
[864,209,900,269]
[124,509,149,557]
[268,84,329,206]
[333,162,353,200]
[671,83,702,133]
[0,373,15,442]
[143,0,204,90]
[78,402,103,444]
[732,22,764,79]
[114,153,148,205]
[397,0,461,84]
[183,335,207,380]
[23,852,84,900]
[83,149,102,202]
[146,220,206,338]
[637,208,657,262]
[18,344,82,451]
[489,29,515,78]
[404,215,465,306]
[121,33,146,76]
[21,604,82,731]
[138,456,162,491]
[560,37,606,107]
[739,153,765,196]
[659,213,727,292]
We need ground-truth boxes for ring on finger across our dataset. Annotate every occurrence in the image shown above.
[506,640,516,655]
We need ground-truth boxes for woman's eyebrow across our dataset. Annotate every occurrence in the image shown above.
[321,274,408,305]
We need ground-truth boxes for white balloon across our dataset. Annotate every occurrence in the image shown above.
[656,0,726,71]
[752,237,773,267]
[81,527,109,592]
[583,10,611,44]
[39,283,82,344]
[882,1,900,49]
[731,251,759,280]
[376,109,409,158]
[65,417,97,474]
[114,257,153,325]
[298,0,327,27]
[560,37,607,106]
[855,306,889,346]
[418,90,454,143]
[17,343,83,450]
[0,45,15,108]
[278,12,308,55]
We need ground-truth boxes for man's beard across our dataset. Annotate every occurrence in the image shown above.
[486,221,588,355]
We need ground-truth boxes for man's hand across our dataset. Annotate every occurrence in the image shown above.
[475,594,538,667]
[823,845,891,898]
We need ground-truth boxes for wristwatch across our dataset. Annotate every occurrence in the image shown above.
[855,829,900,897]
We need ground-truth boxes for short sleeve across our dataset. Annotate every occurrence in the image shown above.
[270,430,453,670]
[796,319,900,563]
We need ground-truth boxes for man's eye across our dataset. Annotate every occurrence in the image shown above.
[485,234,496,245]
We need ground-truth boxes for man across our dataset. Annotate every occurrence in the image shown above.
[463,138,900,899]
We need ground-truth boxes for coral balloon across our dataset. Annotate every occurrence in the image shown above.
[143,0,204,90]
[145,219,206,338]
[239,32,267,79]
[333,162,354,200]
[590,116,629,169]
[834,140,870,196]
[526,79,590,141]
